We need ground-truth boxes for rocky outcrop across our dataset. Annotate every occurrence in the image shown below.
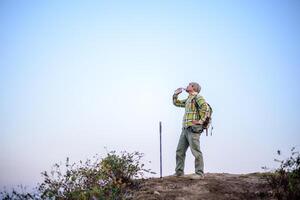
[131,173,274,200]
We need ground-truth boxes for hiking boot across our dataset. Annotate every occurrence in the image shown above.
[173,172,184,177]
[186,173,204,180]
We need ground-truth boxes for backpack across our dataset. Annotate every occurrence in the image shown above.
[193,97,213,136]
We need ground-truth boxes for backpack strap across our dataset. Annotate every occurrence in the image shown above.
[193,96,207,136]
[193,96,213,136]
[192,95,201,110]
[193,95,210,120]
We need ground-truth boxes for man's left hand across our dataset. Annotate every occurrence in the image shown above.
[192,120,201,125]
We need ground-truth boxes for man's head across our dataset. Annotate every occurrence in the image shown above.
[186,82,201,93]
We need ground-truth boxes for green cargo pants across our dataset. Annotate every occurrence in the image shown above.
[175,126,204,175]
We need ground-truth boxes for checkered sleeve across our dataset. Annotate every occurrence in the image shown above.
[173,94,187,107]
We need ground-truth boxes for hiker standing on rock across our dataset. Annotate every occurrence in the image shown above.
[173,82,209,179]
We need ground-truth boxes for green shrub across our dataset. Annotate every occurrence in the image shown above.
[1,150,155,200]
[263,147,300,200]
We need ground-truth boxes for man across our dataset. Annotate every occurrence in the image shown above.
[173,82,208,179]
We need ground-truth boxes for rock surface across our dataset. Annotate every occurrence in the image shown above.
[131,173,274,200]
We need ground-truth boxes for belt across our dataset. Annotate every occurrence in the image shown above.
[183,126,192,130]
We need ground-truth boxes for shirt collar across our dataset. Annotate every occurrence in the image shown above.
[189,92,199,97]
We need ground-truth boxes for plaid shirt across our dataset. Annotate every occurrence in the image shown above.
[173,92,208,127]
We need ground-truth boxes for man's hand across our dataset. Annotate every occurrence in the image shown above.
[174,88,183,95]
[192,120,202,125]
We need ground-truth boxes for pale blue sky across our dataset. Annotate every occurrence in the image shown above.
[1,0,300,189]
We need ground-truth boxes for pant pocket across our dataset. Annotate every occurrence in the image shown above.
[190,125,203,133]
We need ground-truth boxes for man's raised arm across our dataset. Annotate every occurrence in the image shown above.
[173,88,187,107]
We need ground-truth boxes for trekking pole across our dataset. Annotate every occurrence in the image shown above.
[159,121,162,178]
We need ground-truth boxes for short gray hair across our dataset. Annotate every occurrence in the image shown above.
[190,82,201,93]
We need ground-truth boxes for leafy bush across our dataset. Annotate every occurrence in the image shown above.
[263,147,300,200]
[1,151,155,200]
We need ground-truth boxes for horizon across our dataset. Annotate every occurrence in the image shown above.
[1,0,300,190]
